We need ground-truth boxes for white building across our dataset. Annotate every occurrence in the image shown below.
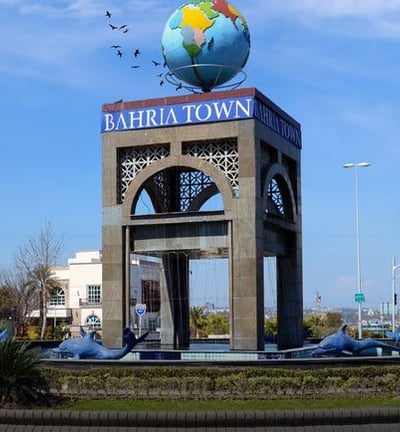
[47,251,161,338]
[50,250,102,337]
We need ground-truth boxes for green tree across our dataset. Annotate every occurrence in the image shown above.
[325,312,343,330]
[303,312,344,339]
[204,314,229,335]
[0,338,49,407]
[0,285,16,320]
[303,314,326,338]
[190,306,206,338]
[265,317,278,336]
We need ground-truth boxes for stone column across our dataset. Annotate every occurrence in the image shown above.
[276,237,303,349]
[160,252,190,348]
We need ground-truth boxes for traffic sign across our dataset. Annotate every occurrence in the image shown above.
[355,293,365,303]
[135,303,147,317]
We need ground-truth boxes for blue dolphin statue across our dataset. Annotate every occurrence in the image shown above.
[312,324,400,357]
[386,326,400,345]
[50,327,149,359]
[0,328,9,343]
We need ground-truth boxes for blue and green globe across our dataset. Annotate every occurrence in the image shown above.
[161,0,250,92]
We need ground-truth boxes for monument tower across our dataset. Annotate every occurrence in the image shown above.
[101,0,303,350]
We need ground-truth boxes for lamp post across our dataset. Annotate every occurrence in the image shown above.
[392,257,400,331]
[343,162,370,339]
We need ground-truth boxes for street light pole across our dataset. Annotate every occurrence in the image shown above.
[343,162,370,339]
[392,257,400,332]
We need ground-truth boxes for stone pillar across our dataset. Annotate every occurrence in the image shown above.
[161,252,190,348]
[102,221,124,348]
[229,137,265,350]
[160,255,174,348]
[276,239,303,349]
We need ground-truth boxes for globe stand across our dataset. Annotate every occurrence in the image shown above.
[164,64,247,93]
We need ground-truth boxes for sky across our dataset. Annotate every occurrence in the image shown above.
[1,0,400,311]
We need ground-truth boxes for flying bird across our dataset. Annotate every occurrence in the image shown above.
[119,25,128,30]
[116,50,123,57]
[105,11,112,18]
[176,83,183,91]
[157,73,163,77]
[131,65,140,69]
[134,49,141,57]
[160,80,164,86]
[109,24,118,30]
[111,45,121,49]
[152,60,161,66]
[122,28,129,33]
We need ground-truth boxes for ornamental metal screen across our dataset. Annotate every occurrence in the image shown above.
[183,138,239,191]
[117,144,170,203]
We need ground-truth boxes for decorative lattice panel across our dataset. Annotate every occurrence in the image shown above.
[180,171,213,211]
[117,145,169,203]
[152,171,170,212]
[183,138,239,191]
[267,178,285,216]
[151,169,213,212]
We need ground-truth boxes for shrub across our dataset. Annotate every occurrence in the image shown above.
[0,338,50,407]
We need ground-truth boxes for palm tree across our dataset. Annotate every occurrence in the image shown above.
[190,306,206,338]
[0,338,49,407]
[27,264,60,339]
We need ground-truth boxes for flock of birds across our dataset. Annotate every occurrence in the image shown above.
[105,10,183,93]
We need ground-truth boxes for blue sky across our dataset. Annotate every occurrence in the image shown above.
[1,0,400,310]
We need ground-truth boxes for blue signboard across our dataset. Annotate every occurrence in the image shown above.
[102,96,253,132]
[135,303,147,317]
[355,293,365,303]
[101,95,301,149]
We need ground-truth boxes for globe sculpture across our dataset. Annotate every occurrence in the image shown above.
[161,0,250,92]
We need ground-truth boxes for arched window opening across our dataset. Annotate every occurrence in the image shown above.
[132,167,223,215]
[86,314,101,329]
[49,288,65,306]
[266,175,294,220]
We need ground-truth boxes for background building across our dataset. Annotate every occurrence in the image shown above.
[32,250,160,339]
[51,250,102,337]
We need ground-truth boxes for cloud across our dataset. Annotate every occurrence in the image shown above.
[266,0,400,19]
[243,0,400,38]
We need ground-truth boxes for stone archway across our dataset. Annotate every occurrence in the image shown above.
[102,87,303,350]
[120,157,234,348]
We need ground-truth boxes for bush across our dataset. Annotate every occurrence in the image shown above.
[43,364,400,402]
[0,338,50,407]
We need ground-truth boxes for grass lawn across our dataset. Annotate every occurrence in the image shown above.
[58,397,400,412]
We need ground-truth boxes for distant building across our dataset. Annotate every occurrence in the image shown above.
[36,250,161,338]
[45,251,103,337]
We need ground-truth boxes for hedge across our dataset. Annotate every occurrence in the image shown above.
[43,365,400,401]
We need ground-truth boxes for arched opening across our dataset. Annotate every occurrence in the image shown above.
[266,174,294,220]
[131,166,224,215]
[86,314,101,329]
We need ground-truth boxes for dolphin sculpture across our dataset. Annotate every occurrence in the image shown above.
[386,326,400,345]
[0,328,9,343]
[312,324,400,357]
[50,327,149,359]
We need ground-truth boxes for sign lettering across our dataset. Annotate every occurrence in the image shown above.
[101,95,301,148]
